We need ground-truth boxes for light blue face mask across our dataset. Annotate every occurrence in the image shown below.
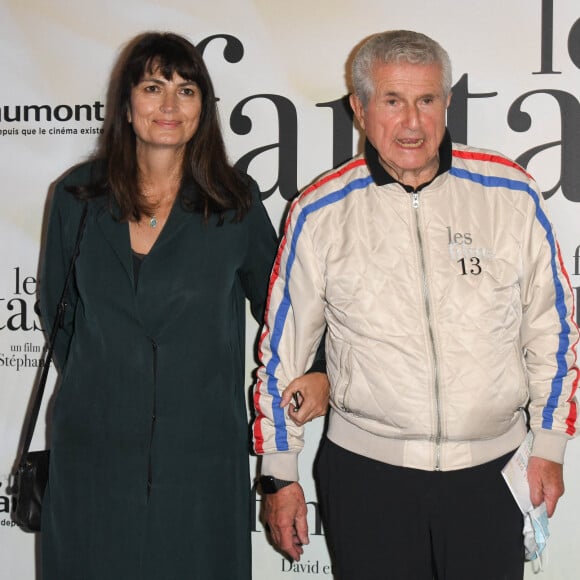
[523,502,549,572]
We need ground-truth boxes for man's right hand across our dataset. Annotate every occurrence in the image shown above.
[281,372,330,426]
[263,482,309,561]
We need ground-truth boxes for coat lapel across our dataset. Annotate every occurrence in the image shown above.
[94,201,134,285]
[146,182,199,257]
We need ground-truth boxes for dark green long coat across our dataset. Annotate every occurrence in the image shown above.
[39,162,277,580]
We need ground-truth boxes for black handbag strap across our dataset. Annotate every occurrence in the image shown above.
[17,202,89,467]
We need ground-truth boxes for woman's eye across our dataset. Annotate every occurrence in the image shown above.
[181,86,198,96]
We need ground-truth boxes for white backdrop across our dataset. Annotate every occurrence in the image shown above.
[1,1,579,578]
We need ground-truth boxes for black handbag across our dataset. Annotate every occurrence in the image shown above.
[12,450,50,532]
[11,203,88,532]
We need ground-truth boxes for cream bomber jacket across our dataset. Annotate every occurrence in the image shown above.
[253,133,579,481]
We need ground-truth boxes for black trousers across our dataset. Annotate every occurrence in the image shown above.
[315,438,525,580]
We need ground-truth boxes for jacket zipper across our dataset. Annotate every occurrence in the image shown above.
[147,339,158,499]
[412,192,442,470]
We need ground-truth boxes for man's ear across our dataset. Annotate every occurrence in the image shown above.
[349,93,366,132]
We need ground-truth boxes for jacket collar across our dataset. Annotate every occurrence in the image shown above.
[365,128,452,191]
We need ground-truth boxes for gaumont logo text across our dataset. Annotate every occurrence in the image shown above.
[0,102,105,123]
[0,102,105,137]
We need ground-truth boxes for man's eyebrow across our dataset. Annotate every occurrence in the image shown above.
[377,90,402,99]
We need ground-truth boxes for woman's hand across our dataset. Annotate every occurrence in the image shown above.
[280,372,330,426]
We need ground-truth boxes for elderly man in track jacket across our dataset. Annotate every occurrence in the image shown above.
[253,30,578,580]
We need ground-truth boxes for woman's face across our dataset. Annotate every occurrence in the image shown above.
[128,67,202,156]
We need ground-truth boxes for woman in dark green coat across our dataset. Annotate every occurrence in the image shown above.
[39,32,326,580]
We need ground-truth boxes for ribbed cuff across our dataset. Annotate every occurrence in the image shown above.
[531,430,568,464]
[260,451,299,481]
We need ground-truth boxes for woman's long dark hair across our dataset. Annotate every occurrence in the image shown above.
[83,32,251,222]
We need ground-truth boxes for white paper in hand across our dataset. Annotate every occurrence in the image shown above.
[502,431,550,571]
[501,430,533,514]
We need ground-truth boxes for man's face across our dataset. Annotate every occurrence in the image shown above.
[350,61,451,189]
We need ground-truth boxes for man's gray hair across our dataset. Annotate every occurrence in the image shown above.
[351,30,452,107]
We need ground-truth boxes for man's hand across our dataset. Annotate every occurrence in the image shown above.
[280,372,330,426]
[263,482,309,561]
[527,456,565,517]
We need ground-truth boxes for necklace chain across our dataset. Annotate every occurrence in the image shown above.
[140,179,179,230]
